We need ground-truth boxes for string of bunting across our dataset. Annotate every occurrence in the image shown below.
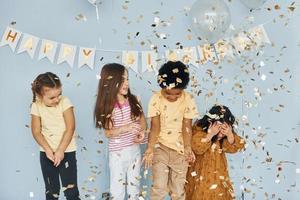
[0,25,270,73]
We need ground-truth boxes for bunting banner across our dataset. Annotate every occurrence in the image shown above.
[178,47,199,67]
[141,51,158,72]
[197,44,218,64]
[38,39,58,63]
[0,24,271,72]
[16,33,39,58]
[78,47,96,69]
[122,51,139,73]
[248,25,271,45]
[57,43,77,67]
[214,40,234,60]
[0,27,22,52]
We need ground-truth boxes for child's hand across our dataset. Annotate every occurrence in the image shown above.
[184,146,195,163]
[207,122,221,137]
[134,131,145,143]
[221,123,234,144]
[45,149,55,162]
[54,149,64,167]
[142,148,154,169]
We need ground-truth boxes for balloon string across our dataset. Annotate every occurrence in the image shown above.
[95,5,99,22]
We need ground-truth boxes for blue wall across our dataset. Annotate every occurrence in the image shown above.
[0,0,300,199]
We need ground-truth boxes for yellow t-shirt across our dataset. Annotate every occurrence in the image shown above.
[30,96,77,152]
[148,90,199,154]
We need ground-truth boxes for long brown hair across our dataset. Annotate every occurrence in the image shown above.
[31,72,62,102]
[94,63,143,129]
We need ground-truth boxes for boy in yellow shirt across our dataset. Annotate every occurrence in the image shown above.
[143,61,199,200]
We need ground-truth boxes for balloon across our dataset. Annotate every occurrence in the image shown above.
[240,0,267,9]
[190,0,231,44]
[87,0,101,5]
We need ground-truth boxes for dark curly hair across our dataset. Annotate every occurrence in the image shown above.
[195,105,236,143]
[157,61,190,89]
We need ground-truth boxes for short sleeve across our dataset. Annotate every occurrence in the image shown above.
[61,96,73,112]
[183,93,199,119]
[30,103,40,117]
[147,93,161,118]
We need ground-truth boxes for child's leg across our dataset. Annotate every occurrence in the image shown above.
[40,152,60,200]
[168,151,188,200]
[151,145,170,200]
[109,150,126,199]
[59,151,81,200]
[126,145,141,199]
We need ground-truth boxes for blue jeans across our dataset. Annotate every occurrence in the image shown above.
[40,151,81,200]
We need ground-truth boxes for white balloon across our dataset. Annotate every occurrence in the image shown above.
[240,0,267,9]
[190,0,231,44]
[88,0,101,5]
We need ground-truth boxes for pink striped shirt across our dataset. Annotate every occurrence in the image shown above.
[109,101,147,152]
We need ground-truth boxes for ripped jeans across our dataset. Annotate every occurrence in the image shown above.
[40,151,81,200]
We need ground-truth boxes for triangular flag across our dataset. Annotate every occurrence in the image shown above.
[178,47,199,67]
[197,44,218,64]
[57,43,77,67]
[0,27,22,52]
[141,51,158,72]
[122,51,139,73]
[78,47,95,69]
[17,33,39,58]
[38,39,58,63]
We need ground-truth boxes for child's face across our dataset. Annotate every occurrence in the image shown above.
[118,70,129,96]
[162,88,183,102]
[40,87,62,107]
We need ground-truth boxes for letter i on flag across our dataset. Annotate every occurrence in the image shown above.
[141,51,158,72]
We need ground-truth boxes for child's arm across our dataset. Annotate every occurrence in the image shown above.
[142,115,160,168]
[182,118,195,162]
[54,107,76,167]
[139,112,147,131]
[31,114,54,162]
[134,113,148,143]
[104,123,135,138]
[191,127,214,155]
[222,133,245,153]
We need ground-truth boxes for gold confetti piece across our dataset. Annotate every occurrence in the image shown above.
[176,77,182,83]
[75,14,87,21]
[209,184,218,190]
[191,171,197,177]
[172,68,179,73]
[274,4,281,10]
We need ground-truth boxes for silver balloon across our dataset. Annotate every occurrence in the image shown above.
[240,0,267,9]
[190,0,231,44]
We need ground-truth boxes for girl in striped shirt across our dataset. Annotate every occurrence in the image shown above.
[94,63,147,200]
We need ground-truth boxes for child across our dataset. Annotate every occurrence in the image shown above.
[30,72,81,200]
[142,61,199,200]
[185,105,245,200]
[94,63,147,200]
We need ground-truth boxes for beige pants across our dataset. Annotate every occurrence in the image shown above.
[151,143,188,200]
